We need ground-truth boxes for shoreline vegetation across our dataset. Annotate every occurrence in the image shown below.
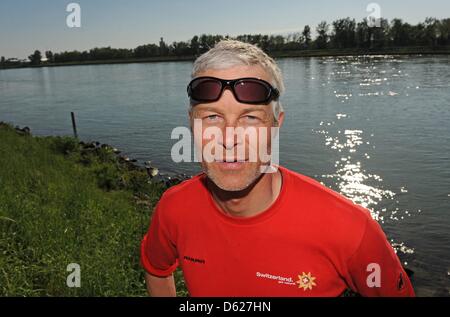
[0,122,189,296]
[2,47,450,70]
[1,16,450,69]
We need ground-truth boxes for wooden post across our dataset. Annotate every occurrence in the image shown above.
[71,112,78,139]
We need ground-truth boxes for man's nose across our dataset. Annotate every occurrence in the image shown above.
[216,89,241,149]
[221,127,238,150]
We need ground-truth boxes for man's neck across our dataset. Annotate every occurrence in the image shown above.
[207,169,282,218]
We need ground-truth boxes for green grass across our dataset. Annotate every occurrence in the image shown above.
[0,124,187,296]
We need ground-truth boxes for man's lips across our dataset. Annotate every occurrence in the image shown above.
[214,158,248,163]
[213,158,248,170]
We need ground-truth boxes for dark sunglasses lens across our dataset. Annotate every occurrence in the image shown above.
[190,79,222,101]
[234,80,270,103]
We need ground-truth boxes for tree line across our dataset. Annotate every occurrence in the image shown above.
[1,17,450,66]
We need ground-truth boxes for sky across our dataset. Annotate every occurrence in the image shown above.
[1,0,449,59]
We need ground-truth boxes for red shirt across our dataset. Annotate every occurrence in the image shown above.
[141,166,415,297]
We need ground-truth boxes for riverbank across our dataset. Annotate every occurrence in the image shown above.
[0,122,188,296]
[1,46,450,70]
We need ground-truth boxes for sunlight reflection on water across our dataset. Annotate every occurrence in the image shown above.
[313,115,415,255]
[309,55,425,256]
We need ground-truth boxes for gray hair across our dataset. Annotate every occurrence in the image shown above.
[190,39,285,125]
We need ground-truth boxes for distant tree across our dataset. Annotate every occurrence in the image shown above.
[283,32,302,51]
[0,56,5,65]
[437,18,450,45]
[424,17,439,47]
[356,19,370,48]
[198,34,208,53]
[198,34,224,53]
[356,18,391,49]
[259,35,270,52]
[411,22,427,45]
[291,32,303,43]
[302,25,311,48]
[371,18,390,49]
[80,50,90,61]
[28,50,42,65]
[134,43,159,58]
[159,37,169,56]
[252,34,263,46]
[389,18,412,46]
[266,35,285,51]
[404,18,438,47]
[53,50,82,63]
[89,47,111,60]
[45,50,54,63]
[14,16,450,67]
[236,33,262,46]
[315,21,329,49]
[190,35,200,56]
[112,48,133,59]
[331,18,357,48]
[170,41,191,56]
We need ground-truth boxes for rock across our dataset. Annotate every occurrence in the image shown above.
[14,126,31,136]
[146,166,159,178]
[84,142,96,149]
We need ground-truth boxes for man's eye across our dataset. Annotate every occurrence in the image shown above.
[243,115,259,122]
[205,115,220,121]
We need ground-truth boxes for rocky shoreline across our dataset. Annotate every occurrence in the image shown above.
[2,122,192,189]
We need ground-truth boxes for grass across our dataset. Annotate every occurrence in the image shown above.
[0,123,188,296]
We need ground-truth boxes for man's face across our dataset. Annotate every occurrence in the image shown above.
[189,65,284,191]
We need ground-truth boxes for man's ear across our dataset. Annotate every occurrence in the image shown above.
[188,108,194,132]
[276,111,285,128]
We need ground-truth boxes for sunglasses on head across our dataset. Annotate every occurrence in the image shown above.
[187,76,280,105]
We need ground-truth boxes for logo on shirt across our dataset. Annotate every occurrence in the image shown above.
[296,272,317,291]
[183,255,206,264]
[255,272,296,286]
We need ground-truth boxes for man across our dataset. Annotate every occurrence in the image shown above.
[140,40,415,297]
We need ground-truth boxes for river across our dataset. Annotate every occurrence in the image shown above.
[1,55,449,296]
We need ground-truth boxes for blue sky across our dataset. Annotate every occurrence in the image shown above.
[1,0,449,59]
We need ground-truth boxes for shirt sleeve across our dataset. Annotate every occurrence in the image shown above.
[345,216,415,297]
[140,200,179,277]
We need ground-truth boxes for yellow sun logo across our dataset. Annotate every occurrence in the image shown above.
[296,272,317,291]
